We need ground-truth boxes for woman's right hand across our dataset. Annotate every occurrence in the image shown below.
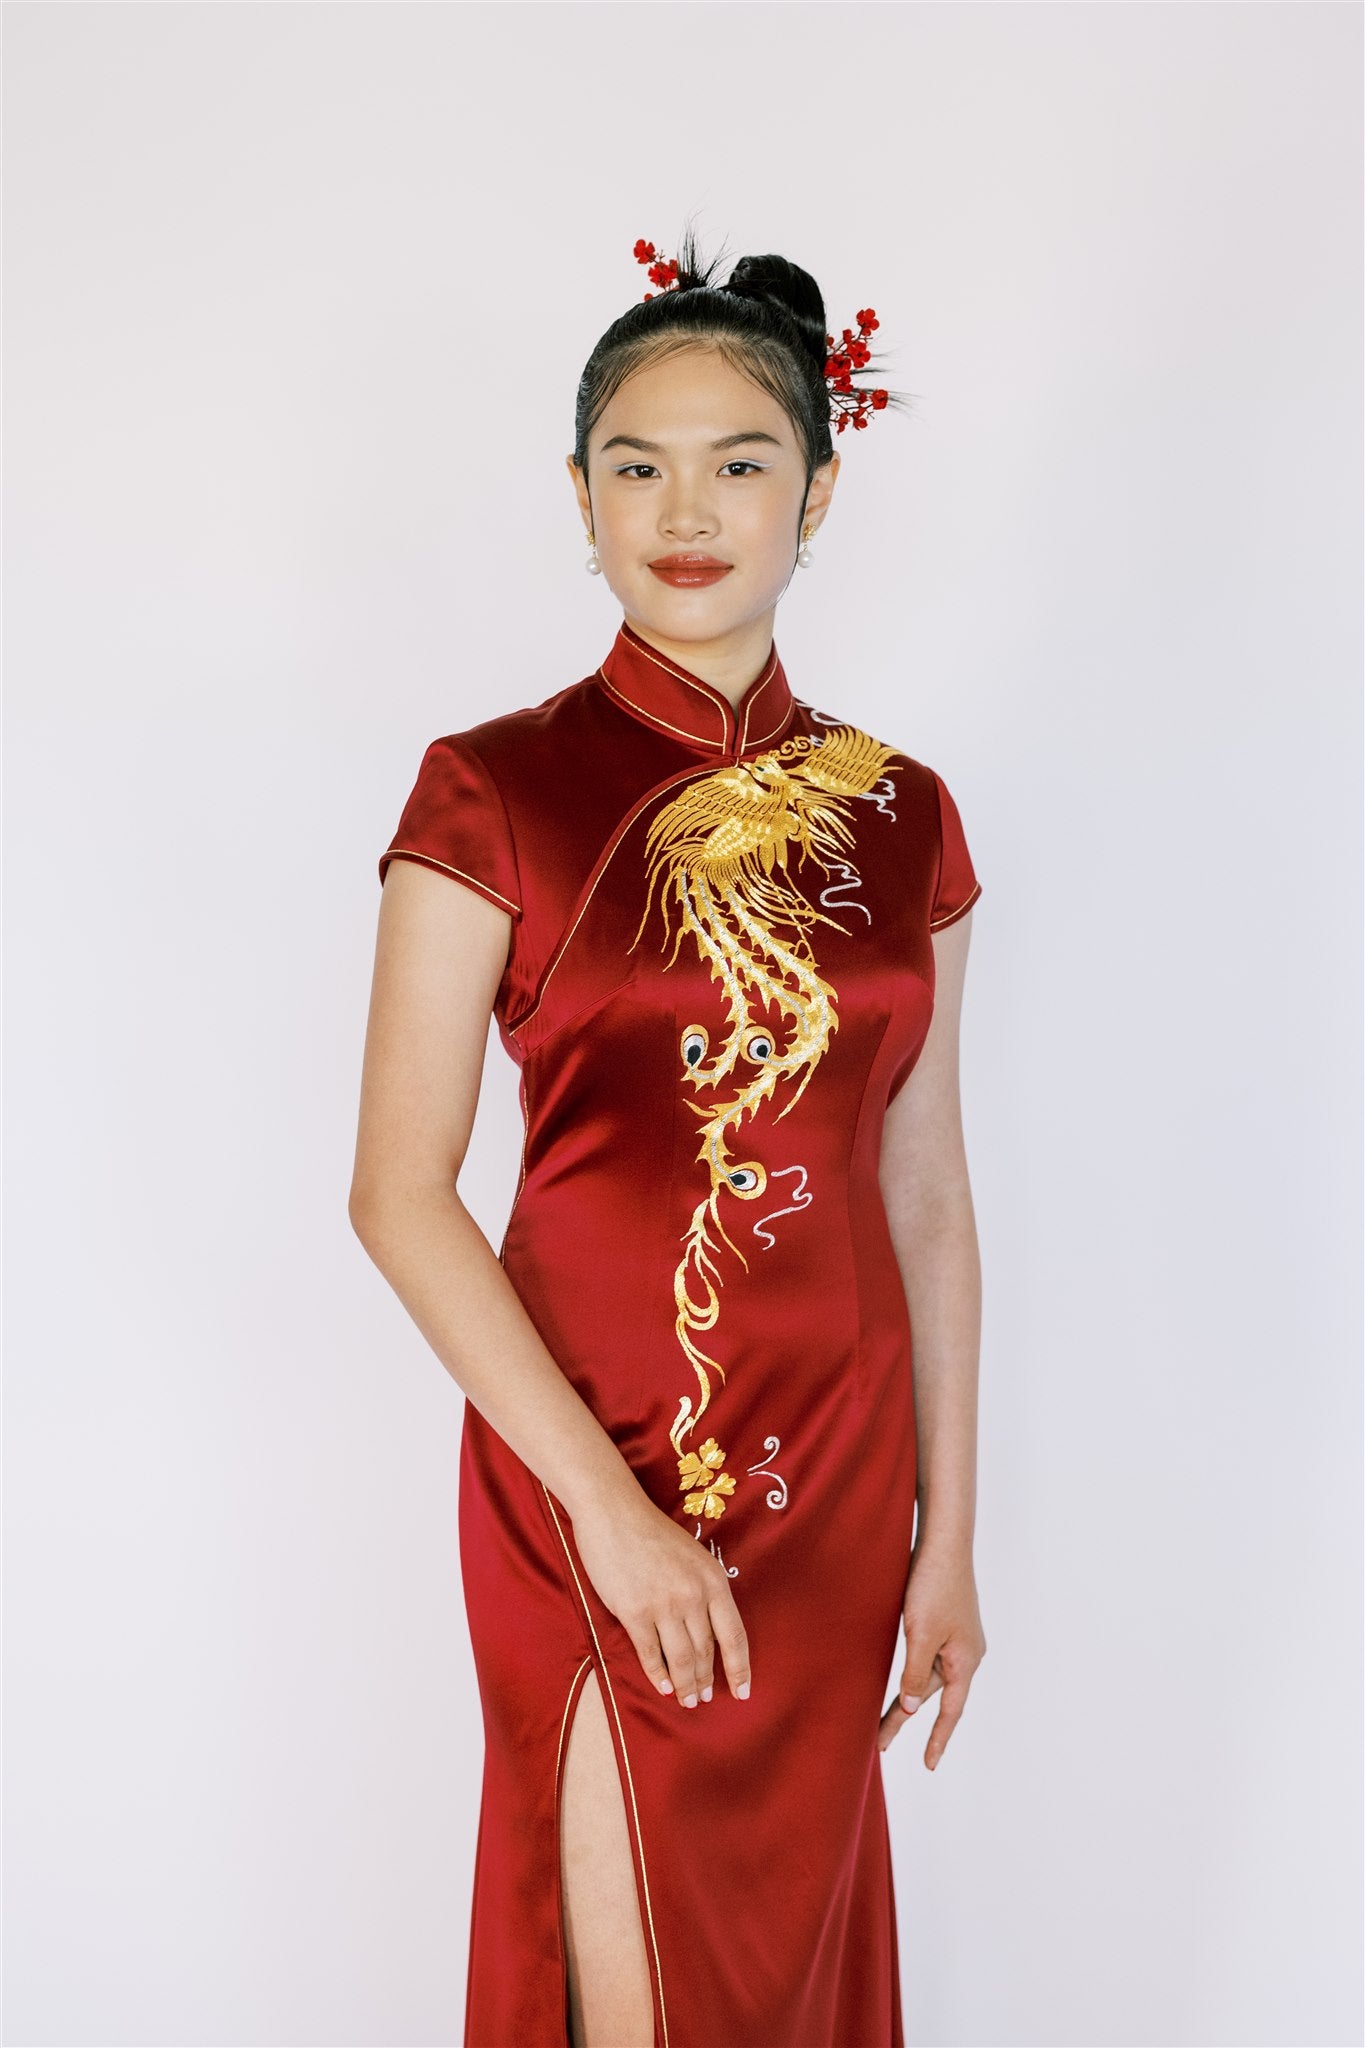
[568,1489,752,1709]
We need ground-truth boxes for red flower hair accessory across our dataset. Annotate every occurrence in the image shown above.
[634,237,890,434]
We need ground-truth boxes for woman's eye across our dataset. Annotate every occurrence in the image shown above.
[613,461,767,480]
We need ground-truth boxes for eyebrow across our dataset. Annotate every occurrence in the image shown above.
[598,431,785,454]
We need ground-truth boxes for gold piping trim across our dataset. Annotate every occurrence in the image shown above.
[600,633,786,754]
[622,625,733,691]
[552,1656,593,2041]
[929,879,982,930]
[741,691,795,752]
[510,757,732,1037]
[624,628,704,677]
[624,629,768,747]
[598,669,795,759]
[737,659,776,751]
[541,1487,671,2048]
[597,671,728,752]
[554,1653,594,1805]
[380,848,522,918]
[618,641,726,745]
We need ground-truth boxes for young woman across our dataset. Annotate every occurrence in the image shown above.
[350,224,986,2048]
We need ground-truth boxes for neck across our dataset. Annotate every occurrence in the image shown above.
[621,610,779,710]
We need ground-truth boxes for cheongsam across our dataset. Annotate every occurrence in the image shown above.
[378,617,982,2048]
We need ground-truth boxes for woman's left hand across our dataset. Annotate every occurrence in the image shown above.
[876,1546,986,1764]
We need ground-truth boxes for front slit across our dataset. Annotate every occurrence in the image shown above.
[553,1655,594,2045]
[541,1483,672,2048]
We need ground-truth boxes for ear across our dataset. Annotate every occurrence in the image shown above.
[566,453,592,523]
[803,451,840,531]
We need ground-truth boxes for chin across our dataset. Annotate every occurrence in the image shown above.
[632,578,770,638]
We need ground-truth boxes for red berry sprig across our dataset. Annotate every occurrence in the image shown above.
[633,239,890,429]
[635,238,679,299]
[826,311,890,432]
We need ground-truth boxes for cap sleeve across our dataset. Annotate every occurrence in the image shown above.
[378,734,523,921]
[929,768,982,932]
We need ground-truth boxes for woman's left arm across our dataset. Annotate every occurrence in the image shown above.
[875,908,987,1763]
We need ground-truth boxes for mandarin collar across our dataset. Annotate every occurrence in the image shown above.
[595,618,796,759]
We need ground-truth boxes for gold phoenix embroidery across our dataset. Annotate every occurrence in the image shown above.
[628,726,899,1518]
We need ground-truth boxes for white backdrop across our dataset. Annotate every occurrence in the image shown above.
[6,6,1360,2045]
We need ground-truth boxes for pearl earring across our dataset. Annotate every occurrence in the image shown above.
[796,525,815,568]
[585,529,602,575]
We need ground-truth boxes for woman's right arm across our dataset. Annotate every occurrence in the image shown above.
[348,858,751,1709]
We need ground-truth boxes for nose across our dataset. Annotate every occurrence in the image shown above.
[661,484,717,542]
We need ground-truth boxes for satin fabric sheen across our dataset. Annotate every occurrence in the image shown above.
[379,618,982,2048]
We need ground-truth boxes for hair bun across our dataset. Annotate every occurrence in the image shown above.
[725,254,828,375]
[576,225,902,480]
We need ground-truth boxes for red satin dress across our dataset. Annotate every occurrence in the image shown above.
[378,618,982,2048]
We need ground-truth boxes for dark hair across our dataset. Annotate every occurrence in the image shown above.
[571,216,911,494]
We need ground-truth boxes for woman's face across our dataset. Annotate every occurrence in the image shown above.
[568,345,838,650]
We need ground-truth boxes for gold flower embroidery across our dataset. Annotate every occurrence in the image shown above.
[677,1438,737,1520]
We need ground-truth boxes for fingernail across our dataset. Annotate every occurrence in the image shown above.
[901,1694,921,1713]
[682,1693,697,1708]
[658,1678,673,1694]
[736,1681,750,1700]
[701,1685,713,1702]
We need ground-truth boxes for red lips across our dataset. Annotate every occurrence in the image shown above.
[648,554,734,588]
